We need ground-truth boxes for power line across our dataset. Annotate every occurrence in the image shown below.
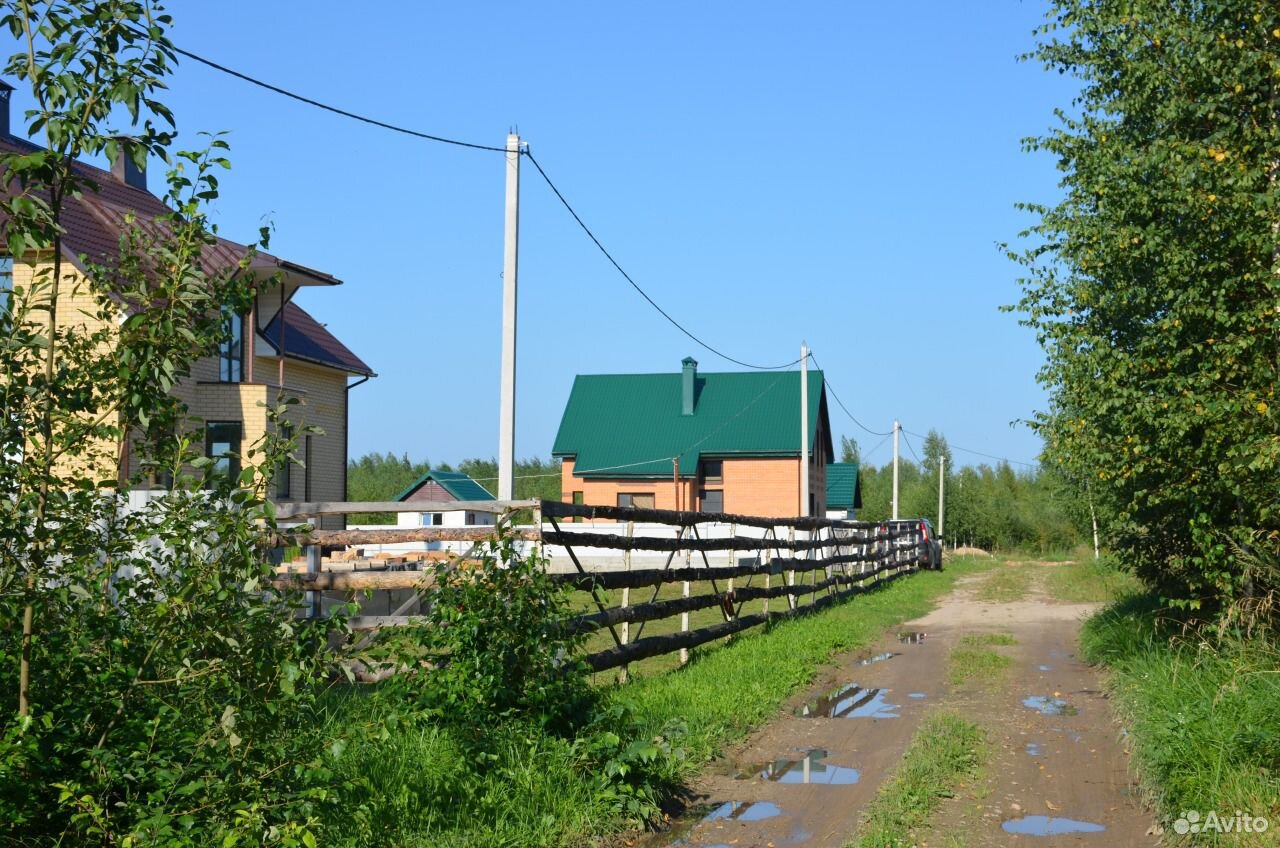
[863,431,894,462]
[902,427,1036,469]
[901,429,923,464]
[165,38,509,153]
[523,149,805,372]
[808,352,893,437]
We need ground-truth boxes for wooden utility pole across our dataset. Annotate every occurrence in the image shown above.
[498,133,521,500]
[891,420,900,520]
[800,342,810,517]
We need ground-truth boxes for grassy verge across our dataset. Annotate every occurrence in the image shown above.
[329,556,997,846]
[947,633,1015,686]
[1080,595,1280,840]
[849,712,987,848]
[975,564,1032,603]
[1044,556,1142,603]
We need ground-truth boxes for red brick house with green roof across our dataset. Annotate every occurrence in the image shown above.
[552,358,833,518]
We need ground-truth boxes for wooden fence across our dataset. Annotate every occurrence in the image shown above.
[270,499,936,676]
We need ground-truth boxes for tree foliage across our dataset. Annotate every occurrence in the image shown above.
[1012,0,1280,609]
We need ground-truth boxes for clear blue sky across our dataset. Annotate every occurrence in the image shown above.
[16,1,1081,470]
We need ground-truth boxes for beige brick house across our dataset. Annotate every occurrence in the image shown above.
[0,128,374,529]
[552,358,833,518]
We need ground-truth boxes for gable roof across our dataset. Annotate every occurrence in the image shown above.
[0,133,341,287]
[260,302,374,376]
[826,462,863,510]
[395,469,496,503]
[552,366,833,478]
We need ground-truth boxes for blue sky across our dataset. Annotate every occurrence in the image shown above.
[14,2,1081,470]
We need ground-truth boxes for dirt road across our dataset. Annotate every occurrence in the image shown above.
[642,562,1153,848]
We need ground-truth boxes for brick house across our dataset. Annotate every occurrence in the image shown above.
[0,110,373,529]
[552,358,833,518]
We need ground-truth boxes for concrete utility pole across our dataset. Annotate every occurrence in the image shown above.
[799,342,810,517]
[891,419,900,520]
[937,455,946,539]
[498,132,521,501]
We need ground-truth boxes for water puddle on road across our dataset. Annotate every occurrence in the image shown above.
[1025,741,1043,757]
[797,683,900,719]
[1002,816,1106,835]
[907,692,927,699]
[703,801,782,822]
[655,801,790,847]
[897,631,928,644]
[856,651,900,666]
[1038,664,1052,672]
[1023,695,1078,716]
[733,749,861,785]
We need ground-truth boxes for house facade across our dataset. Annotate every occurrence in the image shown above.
[0,120,373,529]
[552,358,833,518]
[395,470,497,528]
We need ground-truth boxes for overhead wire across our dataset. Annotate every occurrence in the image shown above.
[808,351,893,437]
[902,427,1036,469]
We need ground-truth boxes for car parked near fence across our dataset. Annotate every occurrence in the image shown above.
[886,518,943,571]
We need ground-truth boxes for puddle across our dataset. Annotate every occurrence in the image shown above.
[1038,664,1052,672]
[1002,816,1106,835]
[785,827,813,845]
[1025,741,1043,757]
[735,749,860,785]
[798,683,900,718]
[703,801,782,822]
[907,692,927,699]
[897,631,927,644]
[1023,695,1078,716]
[856,651,900,666]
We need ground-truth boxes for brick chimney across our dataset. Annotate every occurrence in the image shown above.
[110,136,146,190]
[681,357,697,416]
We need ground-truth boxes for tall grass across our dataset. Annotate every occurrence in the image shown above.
[326,557,996,846]
[1080,595,1280,840]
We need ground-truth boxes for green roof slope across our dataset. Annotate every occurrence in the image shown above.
[826,462,863,509]
[395,469,495,502]
[552,368,832,478]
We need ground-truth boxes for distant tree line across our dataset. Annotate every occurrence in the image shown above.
[844,432,1086,554]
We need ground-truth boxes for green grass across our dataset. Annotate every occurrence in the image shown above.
[328,556,998,846]
[974,564,1033,603]
[947,634,1015,686]
[958,632,1016,647]
[1080,595,1280,842]
[1045,556,1142,604]
[849,712,987,848]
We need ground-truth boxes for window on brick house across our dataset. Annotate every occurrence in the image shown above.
[205,421,241,486]
[274,422,293,499]
[701,460,723,483]
[700,489,724,513]
[618,493,655,509]
[218,307,244,383]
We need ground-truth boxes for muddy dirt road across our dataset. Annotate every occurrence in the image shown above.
[643,561,1153,848]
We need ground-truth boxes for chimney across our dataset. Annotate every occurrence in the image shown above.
[0,80,12,138]
[110,136,146,190]
[681,357,698,416]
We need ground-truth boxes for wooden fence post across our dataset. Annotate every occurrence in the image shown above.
[680,547,692,666]
[786,526,797,610]
[619,520,633,684]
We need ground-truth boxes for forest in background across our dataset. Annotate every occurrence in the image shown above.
[348,433,1087,553]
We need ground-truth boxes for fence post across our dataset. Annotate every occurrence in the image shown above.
[305,543,322,619]
[727,522,735,619]
[787,526,797,610]
[619,520,633,684]
[680,547,692,666]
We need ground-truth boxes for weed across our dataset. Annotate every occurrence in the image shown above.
[850,712,986,847]
[975,565,1033,603]
[1046,557,1142,604]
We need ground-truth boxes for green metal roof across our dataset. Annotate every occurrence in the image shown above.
[395,469,496,502]
[552,366,833,478]
[826,462,863,509]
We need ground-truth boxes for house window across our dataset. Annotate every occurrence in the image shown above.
[218,307,244,383]
[617,493,655,509]
[205,421,242,486]
[700,489,724,513]
[702,460,723,483]
[0,256,12,317]
[274,422,293,499]
[431,513,444,526]
[572,490,583,523]
[465,511,476,525]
